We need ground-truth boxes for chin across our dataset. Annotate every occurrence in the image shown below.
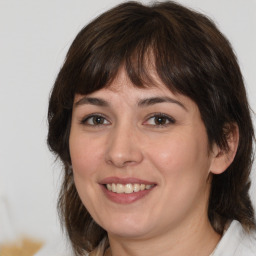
[100,214,155,239]
[107,226,152,239]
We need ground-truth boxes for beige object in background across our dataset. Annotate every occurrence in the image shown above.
[0,187,43,256]
[0,238,43,256]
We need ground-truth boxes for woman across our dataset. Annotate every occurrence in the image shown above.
[47,1,256,255]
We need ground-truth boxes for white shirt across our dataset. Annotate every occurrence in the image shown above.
[212,220,256,256]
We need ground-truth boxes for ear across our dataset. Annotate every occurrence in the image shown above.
[210,124,239,175]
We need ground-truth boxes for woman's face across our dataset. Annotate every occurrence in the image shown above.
[69,68,217,240]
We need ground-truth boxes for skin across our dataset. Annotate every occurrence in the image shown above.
[69,68,238,256]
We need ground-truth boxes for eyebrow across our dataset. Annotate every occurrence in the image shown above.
[74,96,187,111]
[138,97,187,111]
[75,97,109,107]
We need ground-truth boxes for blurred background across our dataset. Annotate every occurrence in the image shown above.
[0,0,255,251]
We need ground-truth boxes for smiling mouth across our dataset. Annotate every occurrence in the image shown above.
[104,183,155,194]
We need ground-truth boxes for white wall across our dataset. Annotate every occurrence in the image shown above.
[0,0,255,244]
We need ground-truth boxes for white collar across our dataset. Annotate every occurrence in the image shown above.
[211,220,256,256]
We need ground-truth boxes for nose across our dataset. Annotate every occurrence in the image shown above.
[105,125,143,168]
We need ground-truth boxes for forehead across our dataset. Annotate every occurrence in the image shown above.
[74,68,197,113]
[107,65,167,92]
[76,69,165,99]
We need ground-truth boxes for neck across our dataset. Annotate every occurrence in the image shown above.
[107,216,220,256]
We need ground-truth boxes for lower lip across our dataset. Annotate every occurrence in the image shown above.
[101,185,155,204]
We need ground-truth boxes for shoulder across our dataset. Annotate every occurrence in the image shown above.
[213,220,256,256]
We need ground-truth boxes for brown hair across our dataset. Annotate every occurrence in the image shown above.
[47,1,255,255]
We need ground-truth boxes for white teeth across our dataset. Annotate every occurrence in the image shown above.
[112,183,117,192]
[105,183,154,193]
[116,184,125,193]
[124,184,133,194]
[133,184,140,192]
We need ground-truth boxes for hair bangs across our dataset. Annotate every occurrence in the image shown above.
[66,6,184,97]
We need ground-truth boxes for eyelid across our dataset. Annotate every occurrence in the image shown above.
[79,112,175,127]
[80,113,111,126]
[143,112,176,126]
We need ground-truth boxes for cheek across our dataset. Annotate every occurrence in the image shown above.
[69,133,104,178]
[148,130,210,182]
[69,133,104,215]
[147,132,211,220]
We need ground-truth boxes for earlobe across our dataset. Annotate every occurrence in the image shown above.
[210,124,239,175]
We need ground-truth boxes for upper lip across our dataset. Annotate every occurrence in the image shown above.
[100,176,156,185]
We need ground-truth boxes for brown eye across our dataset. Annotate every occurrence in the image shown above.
[144,113,175,127]
[92,116,105,125]
[81,115,110,126]
[154,116,168,125]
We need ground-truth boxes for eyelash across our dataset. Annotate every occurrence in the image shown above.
[80,114,110,126]
[144,113,176,127]
[80,113,176,127]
